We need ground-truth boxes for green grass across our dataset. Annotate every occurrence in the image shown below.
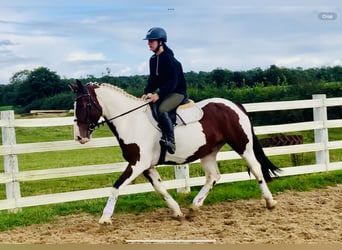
[0,119,341,231]
[0,106,14,111]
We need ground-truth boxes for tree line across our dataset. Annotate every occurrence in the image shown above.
[0,65,341,125]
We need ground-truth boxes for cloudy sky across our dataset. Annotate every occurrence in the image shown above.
[0,0,341,84]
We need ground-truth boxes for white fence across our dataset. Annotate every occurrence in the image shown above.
[0,94,342,211]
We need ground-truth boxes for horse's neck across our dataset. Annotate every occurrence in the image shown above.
[95,86,144,118]
[95,86,157,141]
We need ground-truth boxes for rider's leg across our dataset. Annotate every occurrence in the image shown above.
[158,93,184,154]
[158,112,176,154]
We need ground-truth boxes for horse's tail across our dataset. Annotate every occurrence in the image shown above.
[252,128,281,182]
[235,102,281,182]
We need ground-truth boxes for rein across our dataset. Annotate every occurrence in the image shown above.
[96,101,151,127]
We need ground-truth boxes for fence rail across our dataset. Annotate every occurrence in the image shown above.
[1,94,342,211]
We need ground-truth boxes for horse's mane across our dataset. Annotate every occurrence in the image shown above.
[89,82,141,101]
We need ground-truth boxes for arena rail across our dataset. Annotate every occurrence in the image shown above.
[0,94,342,211]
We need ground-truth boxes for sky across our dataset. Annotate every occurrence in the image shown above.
[0,0,341,84]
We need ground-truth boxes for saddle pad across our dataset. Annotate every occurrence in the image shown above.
[178,99,195,109]
[175,103,203,126]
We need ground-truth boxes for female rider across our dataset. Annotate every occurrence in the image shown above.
[141,27,188,154]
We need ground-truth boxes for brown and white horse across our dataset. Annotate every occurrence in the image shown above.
[71,80,280,225]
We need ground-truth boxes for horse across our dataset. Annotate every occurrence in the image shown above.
[70,80,280,225]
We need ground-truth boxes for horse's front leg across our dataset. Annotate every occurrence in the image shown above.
[143,167,183,219]
[99,187,119,224]
[99,163,147,225]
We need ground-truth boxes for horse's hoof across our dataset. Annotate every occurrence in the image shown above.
[185,207,198,221]
[172,213,185,221]
[99,215,112,225]
[266,199,277,209]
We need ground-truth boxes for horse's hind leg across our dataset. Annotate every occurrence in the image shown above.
[143,167,183,219]
[242,149,277,209]
[188,151,221,217]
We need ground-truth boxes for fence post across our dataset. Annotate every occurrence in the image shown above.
[312,95,329,171]
[1,110,21,212]
[174,164,190,193]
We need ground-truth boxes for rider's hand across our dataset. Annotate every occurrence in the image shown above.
[141,93,152,100]
[149,93,159,103]
[141,94,149,101]
[141,93,159,103]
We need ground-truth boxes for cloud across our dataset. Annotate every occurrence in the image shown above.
[0,0,341,84]
[66,51,106,62]
[274,56,323,68]
[0,39,16,46]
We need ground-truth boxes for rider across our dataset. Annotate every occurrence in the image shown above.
[141,27,188,154]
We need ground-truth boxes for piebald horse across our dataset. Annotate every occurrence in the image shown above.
[71,80,280,225]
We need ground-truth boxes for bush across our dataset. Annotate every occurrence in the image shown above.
[41,92,74,110]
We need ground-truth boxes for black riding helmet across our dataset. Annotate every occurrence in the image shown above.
[143,27,167,42]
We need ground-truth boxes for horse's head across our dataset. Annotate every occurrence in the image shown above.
[70,80,103,144]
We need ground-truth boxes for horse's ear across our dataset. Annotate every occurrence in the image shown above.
[69,84,77,93]
[76,79,83,89]
[69,80,84,93]
[75,79,88,94]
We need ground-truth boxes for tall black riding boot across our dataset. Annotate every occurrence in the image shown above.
[158,112,176,154]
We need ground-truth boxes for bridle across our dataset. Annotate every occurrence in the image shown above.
[74,92,102,133]
[74,85,151,133]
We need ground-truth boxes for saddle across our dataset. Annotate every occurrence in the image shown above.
[147,99,203,165]
[147,99,203,129]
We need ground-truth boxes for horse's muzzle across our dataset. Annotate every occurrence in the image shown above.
[76,136,90,144]
[74,122,91,144]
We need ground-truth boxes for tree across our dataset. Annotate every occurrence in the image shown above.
[16,67,65,112]
[232,71,245,88]
[9,70,30,85]
[211,68,231,87]
[0,70,31,106]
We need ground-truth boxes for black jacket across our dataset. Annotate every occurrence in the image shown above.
[144,48,187,99]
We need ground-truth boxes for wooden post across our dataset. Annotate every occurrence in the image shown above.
[174,164,190,193]
[313,95,329,171]
[1,110,21,212]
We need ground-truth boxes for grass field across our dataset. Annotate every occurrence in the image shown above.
[0,117,341,231]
